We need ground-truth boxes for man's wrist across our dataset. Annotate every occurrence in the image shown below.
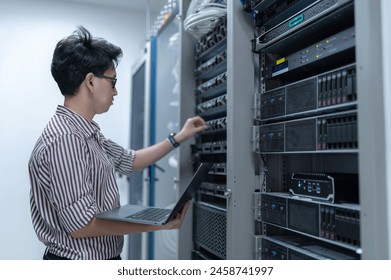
[167,133,180,148]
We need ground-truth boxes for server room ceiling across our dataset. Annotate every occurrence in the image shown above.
[55,0,164,12]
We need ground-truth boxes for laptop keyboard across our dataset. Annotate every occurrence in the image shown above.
[127,208,172,222]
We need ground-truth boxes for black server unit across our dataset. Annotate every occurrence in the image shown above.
[243,0,361,260]
[190,17,228,260]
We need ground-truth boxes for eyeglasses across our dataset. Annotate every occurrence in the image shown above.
[94,74,117,89]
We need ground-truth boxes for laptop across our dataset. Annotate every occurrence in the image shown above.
[95,162,211,225]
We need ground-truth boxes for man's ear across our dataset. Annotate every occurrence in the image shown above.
[85,73,94,90]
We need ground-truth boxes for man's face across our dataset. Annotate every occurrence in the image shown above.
[91,67,118,114]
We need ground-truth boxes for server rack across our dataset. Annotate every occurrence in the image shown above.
[134,0,391,260]
[180,0,256,259]
[135,0,196,260]
[128,43,152,260]
[191,16,228,259]
[244,0,361,259]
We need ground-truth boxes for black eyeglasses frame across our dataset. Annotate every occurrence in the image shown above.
[94,74,117,89]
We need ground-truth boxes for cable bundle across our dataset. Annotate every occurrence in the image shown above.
[184,0,227,40]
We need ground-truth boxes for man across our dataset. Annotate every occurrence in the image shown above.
[28,26,207,260]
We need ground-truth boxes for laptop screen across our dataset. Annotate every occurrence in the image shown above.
[164,162,212,223]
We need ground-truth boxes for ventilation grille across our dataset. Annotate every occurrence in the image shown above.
[193,202,227,259]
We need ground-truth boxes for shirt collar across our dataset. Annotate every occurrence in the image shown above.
[55,105,100,138]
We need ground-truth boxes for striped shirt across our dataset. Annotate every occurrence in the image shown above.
[28,105,135,259]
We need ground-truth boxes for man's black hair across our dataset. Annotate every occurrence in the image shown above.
[51,26,123,96]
